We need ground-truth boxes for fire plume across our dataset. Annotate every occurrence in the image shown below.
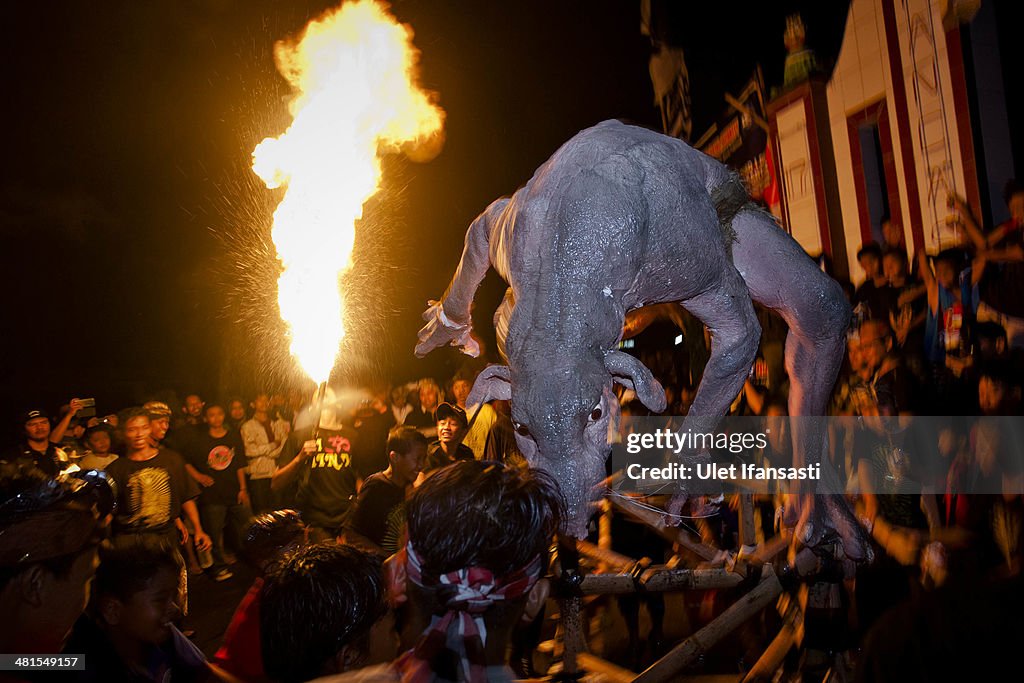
[252,0,444,383]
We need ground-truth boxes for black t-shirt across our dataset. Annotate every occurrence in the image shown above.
[1,442,67,478]
[291,426,363,531]
[424,441,475,474]
[185,429,245,505]
[107,449,199,536]
[346,472,407,553]
[404,408,435,429]
[854,280,899,322]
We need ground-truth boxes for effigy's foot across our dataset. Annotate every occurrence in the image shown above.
[414,300,480,357]
[784,493,872,578]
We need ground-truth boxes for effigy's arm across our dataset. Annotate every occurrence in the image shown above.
[415,197,509,358]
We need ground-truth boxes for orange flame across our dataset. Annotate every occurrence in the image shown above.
[253,0,444,383]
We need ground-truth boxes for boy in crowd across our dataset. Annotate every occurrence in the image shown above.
[64,536,209,682]
[184,403,251,582]
[79,424,119,470]
[344,426,428,556]
[422,403,474,475]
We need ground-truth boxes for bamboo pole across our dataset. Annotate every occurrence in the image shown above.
[577,565,747,595]
[560,596,585,676]
[633,567,783,683]
[576,539,643,572]
[556,535,585,676]
[641,566,745,592]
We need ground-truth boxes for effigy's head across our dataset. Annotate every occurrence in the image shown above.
[468,349,665,538]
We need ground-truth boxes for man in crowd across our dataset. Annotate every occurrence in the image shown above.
[241,392,289,513]
[145,400,185,455]
[352,385,397,477]
[484,399,524,466]
[404,378,442,437]
[4,409,73,477]
[273,392,366,542]
[423,402,474,475]
[180,393,205,429]
[0,466,107,656]
[856,318,918,417]
[344,426,428,556]
[390,384,413,426]
[47,398,88,455]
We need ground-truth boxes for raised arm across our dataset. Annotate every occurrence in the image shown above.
[917,250,939,314]
[49,399,82,444]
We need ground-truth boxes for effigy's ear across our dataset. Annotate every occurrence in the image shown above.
[604,350,666,413]
[467,364,512,406]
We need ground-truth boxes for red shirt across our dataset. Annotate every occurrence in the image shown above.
[214,577,264,680]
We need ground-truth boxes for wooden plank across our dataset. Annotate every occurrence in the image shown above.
[576,653,635,683]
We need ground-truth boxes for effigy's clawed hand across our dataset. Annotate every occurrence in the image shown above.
[415,300,480,358]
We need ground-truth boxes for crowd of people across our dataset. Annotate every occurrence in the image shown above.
[1,185,1022,681]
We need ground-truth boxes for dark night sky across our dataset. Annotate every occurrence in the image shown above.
[0,0,848,435]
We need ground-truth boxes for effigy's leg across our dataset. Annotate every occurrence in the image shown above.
[729,208,867,562]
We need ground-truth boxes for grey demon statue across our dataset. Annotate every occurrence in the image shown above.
[416,120,865,561]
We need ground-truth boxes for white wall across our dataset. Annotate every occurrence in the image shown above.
[776,100,823,254]
[813,0,970,282]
